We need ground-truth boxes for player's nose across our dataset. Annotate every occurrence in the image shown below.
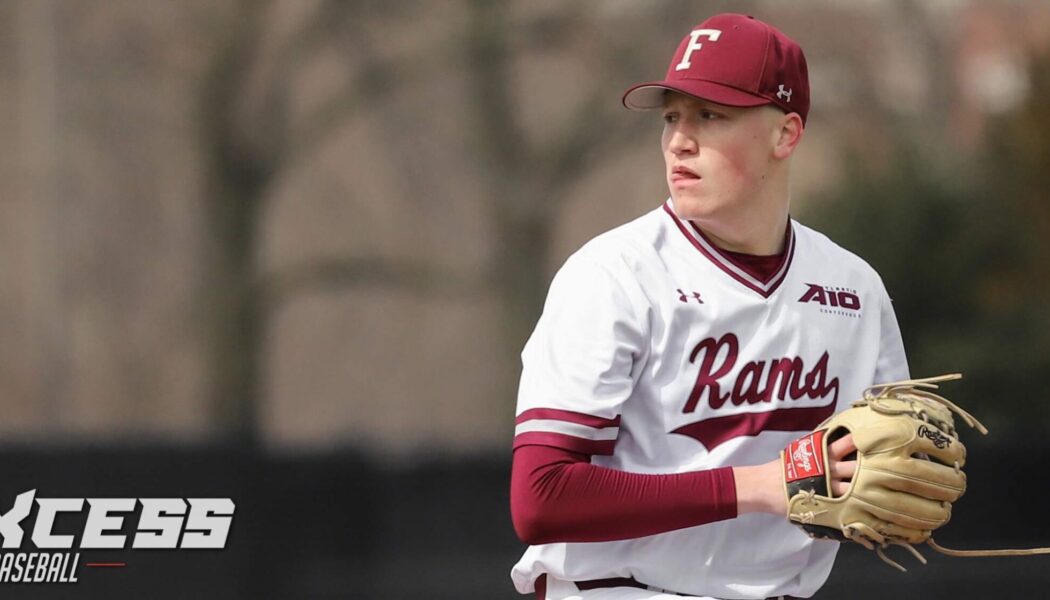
[667,126,698,156]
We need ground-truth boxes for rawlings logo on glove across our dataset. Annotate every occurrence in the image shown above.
[785,432,824,481]
[917,424,952,449]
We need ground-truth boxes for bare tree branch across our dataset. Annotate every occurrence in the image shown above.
[280,14,463,173]
[260,257,487,313]
[537,18,668,198]
[540,93,653,197]
[240,0,438,184]
[462,0,533,182]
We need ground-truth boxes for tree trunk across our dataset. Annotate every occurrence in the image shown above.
[492,202,553,402]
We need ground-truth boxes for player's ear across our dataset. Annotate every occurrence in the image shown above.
[772,112,804,160]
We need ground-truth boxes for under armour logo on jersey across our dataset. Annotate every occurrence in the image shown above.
[674,29,722,71]
[776,84,793,102]
[676,289,704,304]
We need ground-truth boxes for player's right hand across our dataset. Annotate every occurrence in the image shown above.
[827,433,857,497]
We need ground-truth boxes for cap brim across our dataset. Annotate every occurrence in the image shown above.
[622,80,772,111]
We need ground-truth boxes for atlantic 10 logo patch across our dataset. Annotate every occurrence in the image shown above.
[0,489,234,584]
[798,283,862,318]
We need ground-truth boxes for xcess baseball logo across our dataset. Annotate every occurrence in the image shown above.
[0,489,234,584]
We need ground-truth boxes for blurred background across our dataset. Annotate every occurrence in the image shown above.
[1,0,1050,597]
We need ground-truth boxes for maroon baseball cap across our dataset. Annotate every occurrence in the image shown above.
[622,14,810,124]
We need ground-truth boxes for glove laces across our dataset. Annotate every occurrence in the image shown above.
[861,373,987,435]
[857,374,1050,569]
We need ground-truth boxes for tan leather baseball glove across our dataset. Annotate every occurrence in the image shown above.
[781,374,990,570]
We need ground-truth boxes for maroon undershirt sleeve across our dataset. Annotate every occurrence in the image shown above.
[510,443,738,545]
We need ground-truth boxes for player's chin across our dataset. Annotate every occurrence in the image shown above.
[669,193,717,221]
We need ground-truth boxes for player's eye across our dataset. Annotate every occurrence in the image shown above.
[698,109,721,121]
[662,112,678,124]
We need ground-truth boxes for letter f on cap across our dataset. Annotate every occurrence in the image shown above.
[675,29,722,71]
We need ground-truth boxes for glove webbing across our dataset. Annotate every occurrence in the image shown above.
[859,374,1050,570]
[861,373,988,435]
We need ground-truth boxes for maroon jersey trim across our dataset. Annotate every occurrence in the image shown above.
[515,408,621,429]
[662,201,795,298]
[671,403,836,450]
[513,431,617,455]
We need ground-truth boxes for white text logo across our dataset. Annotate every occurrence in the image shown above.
[675,29,722,71]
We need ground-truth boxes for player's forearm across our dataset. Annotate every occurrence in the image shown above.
[511,444,737,544]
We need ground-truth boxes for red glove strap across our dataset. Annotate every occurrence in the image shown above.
[784,430,826,483]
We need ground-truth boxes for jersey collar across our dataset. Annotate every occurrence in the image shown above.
[662,200,795,298]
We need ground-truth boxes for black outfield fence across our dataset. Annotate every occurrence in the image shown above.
[0,437,1046,599]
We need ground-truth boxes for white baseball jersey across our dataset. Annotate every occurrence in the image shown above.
[511,199,909,599]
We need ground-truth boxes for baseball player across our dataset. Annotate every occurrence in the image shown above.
[510,13,909,600]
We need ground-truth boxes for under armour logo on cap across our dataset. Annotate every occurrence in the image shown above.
[622,14,810,125]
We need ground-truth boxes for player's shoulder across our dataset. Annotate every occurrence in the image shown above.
[791,220,885,284]
[568,205,668,274]
[541,207,665,319]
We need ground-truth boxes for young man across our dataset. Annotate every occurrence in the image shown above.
[510,13,909,600]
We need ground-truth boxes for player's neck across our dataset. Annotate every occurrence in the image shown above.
[698,216,788,256]
[693,188,791,255]
[678,164,793,255]
[708,167,792,255]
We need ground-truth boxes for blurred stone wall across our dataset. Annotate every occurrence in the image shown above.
[1,0,1049,455]
[0,0,225,441]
